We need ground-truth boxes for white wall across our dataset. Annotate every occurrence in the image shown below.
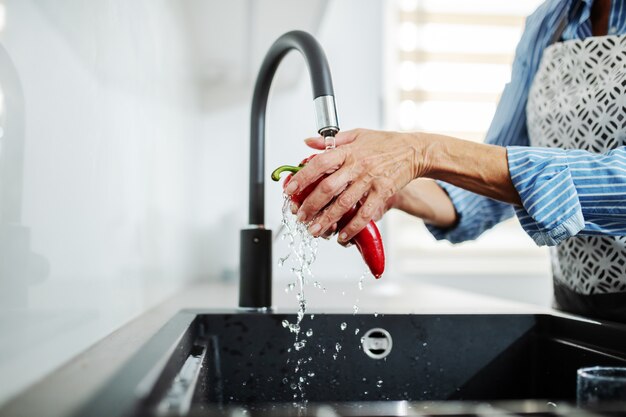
[0,0,383,405]
[195,0,384,284]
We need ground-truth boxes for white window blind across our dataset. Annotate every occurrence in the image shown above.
[384,0,551,276]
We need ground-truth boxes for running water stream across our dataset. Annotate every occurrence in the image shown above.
[278,194,376,406]
[279,195,318,405]
[276,138,385,407]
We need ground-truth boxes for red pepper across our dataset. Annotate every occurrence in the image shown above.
[271,155,385,278]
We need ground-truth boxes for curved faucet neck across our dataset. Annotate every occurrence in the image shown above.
[248,30,339,226]
[240,30,339,310]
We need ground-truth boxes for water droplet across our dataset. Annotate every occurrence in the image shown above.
[353,305,359,314]
[374,312,379,317]
[299,376,305,383]
[290,383,297,390]
[332,353,338,360]
[376,380,383,388]
[282,320,289,328]
[335,343,342,352]
[547,402,557,408]
[286,283,295,292]
[362,377,367,381]
[242,381,247,386]
[422,342,427,347]
[306,328,313,337]
[313,281,321,289]
[278,254,290,267]
[342,291,345,296]
[364,391,369,395]
[308,372,315,377]
[294,340,307,351]
[355,328,360,335]
[340,322,347,331]
[282,378,288,384]
[310,314,315,319]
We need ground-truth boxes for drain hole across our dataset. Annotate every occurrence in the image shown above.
[361,328,393,359]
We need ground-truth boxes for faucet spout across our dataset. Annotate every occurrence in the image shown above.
[239,30,340,310]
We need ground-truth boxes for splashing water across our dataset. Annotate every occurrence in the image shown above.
[280,196,318,331]
[278,253,290,267]
[278,195,321,406]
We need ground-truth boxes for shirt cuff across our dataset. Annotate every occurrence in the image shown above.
[424,181,502,244]
[424,181,460,242]
[507,146,585,246]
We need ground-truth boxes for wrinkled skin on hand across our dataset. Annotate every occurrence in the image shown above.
[286,129,426,244]
[275,154,386,278]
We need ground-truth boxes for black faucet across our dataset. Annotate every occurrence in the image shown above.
[239,30,340,310]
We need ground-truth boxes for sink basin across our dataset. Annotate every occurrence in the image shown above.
[75,311,626,416]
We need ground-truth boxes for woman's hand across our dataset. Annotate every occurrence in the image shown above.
[287,128,521,244]
[286,129,428,244]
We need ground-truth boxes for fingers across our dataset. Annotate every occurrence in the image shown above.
[297,163,355,225]
[304,137,326,150]
[285,146,347,198]
[307,180,368,236]
[338,189,387,244]
[304,129,359,150]
[321,223,337,239]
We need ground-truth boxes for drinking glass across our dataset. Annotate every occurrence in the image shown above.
[577,367,626,406]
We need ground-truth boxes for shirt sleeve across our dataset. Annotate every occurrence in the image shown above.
[426,0,567,243]
[426,182,515,243]
[507,146,626,246]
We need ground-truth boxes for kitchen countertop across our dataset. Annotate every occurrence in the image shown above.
[0,277,552,417]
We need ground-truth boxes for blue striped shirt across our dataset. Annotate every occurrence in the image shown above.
[427,0,626,246]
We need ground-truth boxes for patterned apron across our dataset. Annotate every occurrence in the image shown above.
[526,34,626,321]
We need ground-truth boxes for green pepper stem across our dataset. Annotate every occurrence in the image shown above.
[271,165,302,181]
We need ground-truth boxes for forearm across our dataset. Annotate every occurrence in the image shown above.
[417,133,522,206]
[290,128,521,243]
[393,179,457,228]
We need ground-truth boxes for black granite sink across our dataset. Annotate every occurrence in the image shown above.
[74,311,626,417]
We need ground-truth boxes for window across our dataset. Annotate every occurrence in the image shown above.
[384,0,551,276]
